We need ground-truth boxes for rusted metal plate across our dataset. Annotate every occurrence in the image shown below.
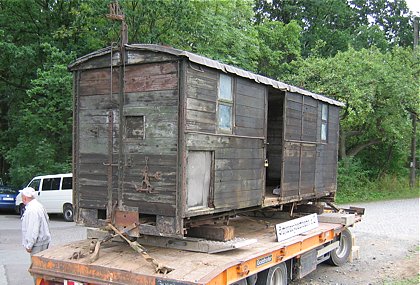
[114,210,140,237]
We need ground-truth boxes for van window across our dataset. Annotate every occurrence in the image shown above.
[62,177,72,190]
[42,178,61,191]
[28,179,41,191]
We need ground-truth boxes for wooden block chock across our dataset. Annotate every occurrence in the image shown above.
[187,225,235,241]
[318,213,356,226]
[349,233,360,262]
[350,245,360,262]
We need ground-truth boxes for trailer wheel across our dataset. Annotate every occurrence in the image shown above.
[328,228,352,266]
[63,204,74,222]
[256,262,287,285]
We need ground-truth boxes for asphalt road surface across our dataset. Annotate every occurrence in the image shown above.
[0,212,86,285]
[0,198,418,285]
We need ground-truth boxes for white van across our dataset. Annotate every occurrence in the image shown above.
[15,173,73,221]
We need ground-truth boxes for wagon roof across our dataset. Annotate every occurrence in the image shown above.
[69,44,344,107]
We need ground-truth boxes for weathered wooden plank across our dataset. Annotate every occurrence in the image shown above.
[79,94,118,109]
[216,148,264,159]
[235,127,265,138]
[304,97,318,107]
[287,92,302,103]
[78,164,109,176]
[185,121,216,133]
[123,191,176,204]
[79,138,108,154]
[73,53,121,71]
[286,117,302,128]
[186,109,216,125]
[235,104,265,118]
[236,78,265,96]
[213,189,262,207]
[123,139,178,155]
[124,63,178,93]
[215,168,262,182]
[125,90,178,107]
[186,97,216,113]
[186,133,264,149]
[215,158,264,171]
[286,101,302,112]
[235,116,265,130]
[214,179,263,193]
[78,153,111,164]
[188,75,218,92]
[79,68,119,96]
[123,200,176,216]
[186,85,218,101]
[126,50,177,65]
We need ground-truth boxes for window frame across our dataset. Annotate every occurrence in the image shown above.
[217,73,234,133]
[42,177,61,191]
[320,103,328,142]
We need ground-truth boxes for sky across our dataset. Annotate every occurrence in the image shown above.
[406,0,420,15]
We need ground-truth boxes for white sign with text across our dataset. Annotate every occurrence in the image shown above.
[275,213,319,242]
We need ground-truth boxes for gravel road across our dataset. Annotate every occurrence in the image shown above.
[292,198,420,285]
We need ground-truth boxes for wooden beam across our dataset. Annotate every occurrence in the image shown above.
[187,225,235,241]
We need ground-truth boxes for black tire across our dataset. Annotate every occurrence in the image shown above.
[63,204,74,222]
[256,262,287,285]
[327,228,352,266]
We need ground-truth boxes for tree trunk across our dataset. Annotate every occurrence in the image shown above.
[339,128,346,160]
[346,139,382,157]
[376,145,393,179]
[409,112,417,189]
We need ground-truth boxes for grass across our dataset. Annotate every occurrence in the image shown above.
[335,174,420,204]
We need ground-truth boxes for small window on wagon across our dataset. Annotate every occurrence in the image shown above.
[321,103,328,142]
[218,74,233,132]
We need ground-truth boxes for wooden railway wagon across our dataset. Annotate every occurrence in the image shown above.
[69,44,344,238]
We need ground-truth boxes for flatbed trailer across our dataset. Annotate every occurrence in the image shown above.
[31,211,360,285]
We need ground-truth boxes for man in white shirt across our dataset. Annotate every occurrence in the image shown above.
[20,187,51,255]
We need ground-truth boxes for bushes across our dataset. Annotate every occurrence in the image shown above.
[336,157,419,204]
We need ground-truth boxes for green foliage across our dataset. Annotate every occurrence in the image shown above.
[336,158,419,203]
[5,44,74,186]
[284,46,419,176]
[255,20,302,77]
[254,0,414,57]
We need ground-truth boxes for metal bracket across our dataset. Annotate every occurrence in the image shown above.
[133,157,161,193]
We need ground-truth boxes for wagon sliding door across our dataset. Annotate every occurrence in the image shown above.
[280,92,317,201]
[186,151,213,210]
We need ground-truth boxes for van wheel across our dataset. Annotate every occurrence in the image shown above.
[63,204,73,222]
[327,228,352,266]
[256,262,287,285]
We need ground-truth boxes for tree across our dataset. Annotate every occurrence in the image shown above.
[254,0,415,57]
[119,0,260,71]
[255,20,302,78]
[284,46,419,175]
[5,44,74,186]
